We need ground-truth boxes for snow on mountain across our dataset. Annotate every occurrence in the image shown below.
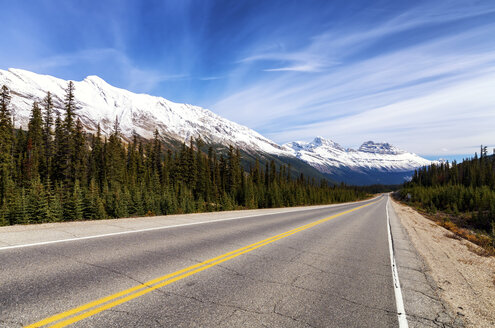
[0,68,289,155]
[0,68,436,184]
[283,137,432,174]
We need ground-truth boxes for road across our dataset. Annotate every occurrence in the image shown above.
[0,195,422,327]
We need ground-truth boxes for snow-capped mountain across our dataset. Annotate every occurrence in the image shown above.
[0,68,289,155]
[0,68,434,185]
[283,137,433,185]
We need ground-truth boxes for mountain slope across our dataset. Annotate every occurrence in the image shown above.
[0,68,332,182]
[0,68,433,185]
[0,68,290,156]
[283,137,433,185]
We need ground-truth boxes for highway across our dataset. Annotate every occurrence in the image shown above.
[0,195,444,327]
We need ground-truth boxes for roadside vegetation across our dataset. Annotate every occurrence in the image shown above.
[0,83,368,226]
[396,149,495,255]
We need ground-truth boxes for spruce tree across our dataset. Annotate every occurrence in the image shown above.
[0,85,13,201]
[28,177,49,223]
[73,118,87,183]
[52,113,65,182]
[152,129,162,181]
[26,101,44,180]
[88,125,104,187]
[61,81,77,183]
[64,81,76,133]
[41,92,54,179]
[64,180,83,221]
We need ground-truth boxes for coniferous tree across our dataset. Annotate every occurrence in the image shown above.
[64,180,83,221]
[61,81,77,184]
[400,147,495,235]
[0,83,369,225]
[28,177,49,223]
[52,113,65,182]
[73,118,87,183]
[0,85,13,201]
[26,102,44,181]
[41,92,54,179]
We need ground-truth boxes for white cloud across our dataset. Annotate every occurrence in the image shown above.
[212,4,495,156]
[266,71,495,155]
[27,48,186,94]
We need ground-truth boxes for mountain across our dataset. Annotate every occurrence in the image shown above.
[283,137,433,185]
[0,68,290,155]
[0,68,331,181]
[0,68,433,185]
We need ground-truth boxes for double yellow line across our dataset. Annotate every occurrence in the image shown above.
[26,201,375,328]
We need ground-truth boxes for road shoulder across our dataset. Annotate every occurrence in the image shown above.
[388,197,464,327]
[390,198,495,328]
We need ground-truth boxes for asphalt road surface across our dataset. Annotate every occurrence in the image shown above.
[0,195,428,327]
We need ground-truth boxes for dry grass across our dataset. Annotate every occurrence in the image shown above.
[445,232,462,240]
[395,198,495,257]
[438,219,495,256]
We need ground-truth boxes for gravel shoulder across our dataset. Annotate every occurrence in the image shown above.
[391,198,495,328]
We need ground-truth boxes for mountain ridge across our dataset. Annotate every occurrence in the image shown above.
[0,68,433,185]
[283,137,433,185]
[1,68,289,156]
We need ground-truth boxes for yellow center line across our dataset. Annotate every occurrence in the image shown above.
[26,201,376,328]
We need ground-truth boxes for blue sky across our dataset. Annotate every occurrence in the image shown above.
[1,0,495,159]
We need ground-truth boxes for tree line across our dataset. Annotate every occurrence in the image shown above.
[398,148,495,235]
[0,82,367,225]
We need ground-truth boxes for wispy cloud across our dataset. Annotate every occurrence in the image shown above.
[213,2,495,155]
[25,48,188,94]
[2,0,494,156]
[264,64,327,73]
[199,76,225,81]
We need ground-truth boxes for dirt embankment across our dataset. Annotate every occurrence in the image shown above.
[391,199,495,328]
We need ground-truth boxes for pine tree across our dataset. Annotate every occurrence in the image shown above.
[106,117,125,188]
[64,81,76,133]
[151,129,162,182]
[52,113,65,182]
[26,101,44,180]
[48,189,64,222]
[64,180,84,221]
[88,124,104,187]
[73,118,87,183]
[41,92,54,179]
[0,85,13,201]
[61,81,77,183]
[27,177,49,223]
[14,188,29,224]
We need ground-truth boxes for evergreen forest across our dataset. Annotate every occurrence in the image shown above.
[0,82,367,225]
[398,148,495,237]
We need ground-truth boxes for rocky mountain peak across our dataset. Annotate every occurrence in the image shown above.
[358,141,405,155]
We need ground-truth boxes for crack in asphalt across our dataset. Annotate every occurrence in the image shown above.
[403,263,464,328]
[38,248,149,288]
[146,283,319,327]
[272,298,317,328]
[213,263,398,317]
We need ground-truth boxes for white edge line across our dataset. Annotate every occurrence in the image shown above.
[0,196,379,251]
[386,195,409,328]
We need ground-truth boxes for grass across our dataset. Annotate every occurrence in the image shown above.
[394,197,495,257]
